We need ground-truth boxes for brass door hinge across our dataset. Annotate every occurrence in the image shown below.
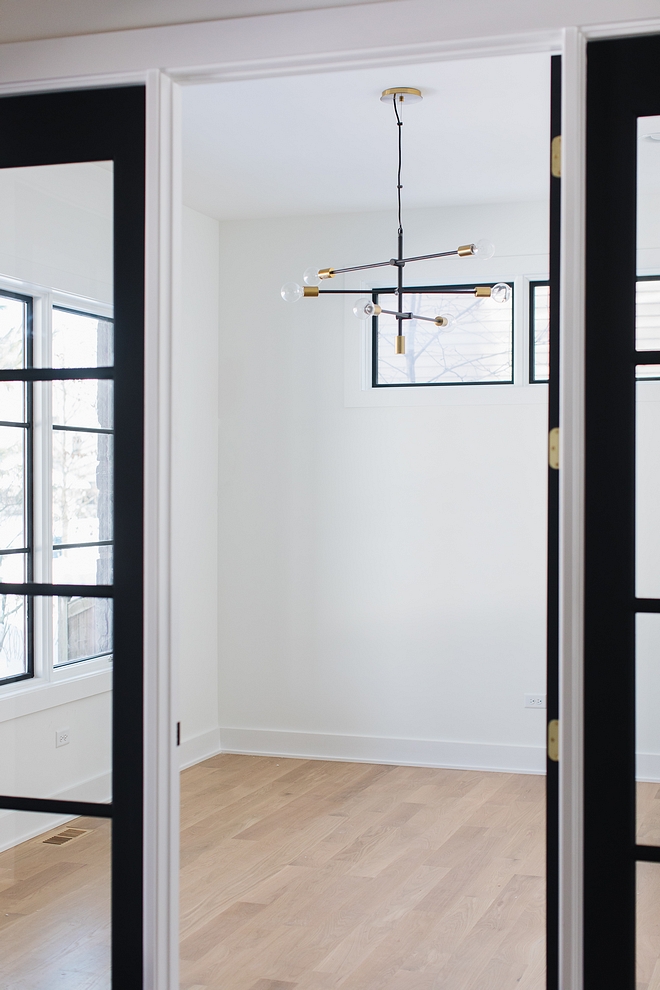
[548,719,559,762]
[549,427,559,470]
[551,135,561,177]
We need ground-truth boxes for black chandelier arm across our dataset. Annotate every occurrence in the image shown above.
[379,309,448,325]
[323,246,474,277]
[317,287,479,296]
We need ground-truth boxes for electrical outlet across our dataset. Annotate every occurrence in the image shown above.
[524,694,546,709]
[55,727,70,748]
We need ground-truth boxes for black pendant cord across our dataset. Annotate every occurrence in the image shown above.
[393,95,404,336]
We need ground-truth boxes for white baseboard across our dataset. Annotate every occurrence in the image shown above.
[637,753,660,782]
[218,727,547,775]
[0,770,112,853]
[179,726,222,770]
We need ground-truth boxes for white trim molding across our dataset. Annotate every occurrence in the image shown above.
[559,25,587,990]
[179,728,222,770]
[218,728,547,775]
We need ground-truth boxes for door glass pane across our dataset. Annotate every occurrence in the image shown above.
[0,814,110,989]
[531,282,550,382]
[0,597,111,801]
[0,161,114,806]
[637,614,660,846]
[637,862,660,986]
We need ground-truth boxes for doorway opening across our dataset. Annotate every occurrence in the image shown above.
[175,52,553,990]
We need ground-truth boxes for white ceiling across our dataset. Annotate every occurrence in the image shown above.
[182,52,552,221]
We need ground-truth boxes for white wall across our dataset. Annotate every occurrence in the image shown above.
[215,200,552,773]
[174,207,221,767]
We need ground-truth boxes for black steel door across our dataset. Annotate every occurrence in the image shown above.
[0,87,145,989]
[584,33,660,990]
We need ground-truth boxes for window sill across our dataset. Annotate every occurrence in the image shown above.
[0,664,112,723]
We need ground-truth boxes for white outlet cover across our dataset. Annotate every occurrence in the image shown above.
[55,727,71,747]
[524,694,546,709]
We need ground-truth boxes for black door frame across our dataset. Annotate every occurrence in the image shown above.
[0,86,145,989]
[584,32,660,990]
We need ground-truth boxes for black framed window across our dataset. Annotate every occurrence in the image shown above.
[372,282,514,387]
[530,280,550,383]
[0,289,32,685]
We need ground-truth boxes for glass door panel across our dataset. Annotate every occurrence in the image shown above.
[0,814,110,989]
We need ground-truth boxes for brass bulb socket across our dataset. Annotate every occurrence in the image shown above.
[474,286,492,297]
[457,244,474,257]
[303,286,319,297]
[434,316,449,327]
[395,335,406,355]
[318,268,335,279]
[371,304,382,316]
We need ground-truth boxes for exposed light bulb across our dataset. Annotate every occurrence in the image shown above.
[491,282,512,303]
[352,298,382,320]
[303,266,322,287]
[471,239,495,260]
[281,282,303,302]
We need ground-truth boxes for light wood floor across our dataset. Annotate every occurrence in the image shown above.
[179,757,546,990]
[1,762,660,989]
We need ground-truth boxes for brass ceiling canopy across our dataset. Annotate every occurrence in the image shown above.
[380,87,423,104]
[281,86,510,349]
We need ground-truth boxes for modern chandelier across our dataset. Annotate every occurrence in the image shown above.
[281,87,511,354]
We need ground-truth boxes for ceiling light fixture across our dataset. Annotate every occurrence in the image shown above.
[281,87,511,354]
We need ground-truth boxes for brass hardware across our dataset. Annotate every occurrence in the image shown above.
[551,135,561,178]
[457,244,474,257]
[303,286,319,297]
[380,87,422,103]
[318,268,335,280]
[548,719,559,762]
[474,286,492,297]
[434,316,449,327]
[549,427,559,470]
[395,335,406,354]
[372,304,382,316]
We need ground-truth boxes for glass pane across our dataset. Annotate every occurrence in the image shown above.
[54,597,112,666]
[52,380,113,430]
[52,545,113,586]
[376,287,513,386]
[637,615,660,845]
[52,309,113,368]
[0,425,25,552]
[0,383,24,424]
[638,117,660,285]
[0,814,110,989]
[636,380,660,598]
[0,551,26,583]
[636,279,660,352]
[52,429,113,553]
[0,294,25,370]
[0,594,27,680]
[0,596,111,800]
[637,862,660,987]
[532,283,550,382]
